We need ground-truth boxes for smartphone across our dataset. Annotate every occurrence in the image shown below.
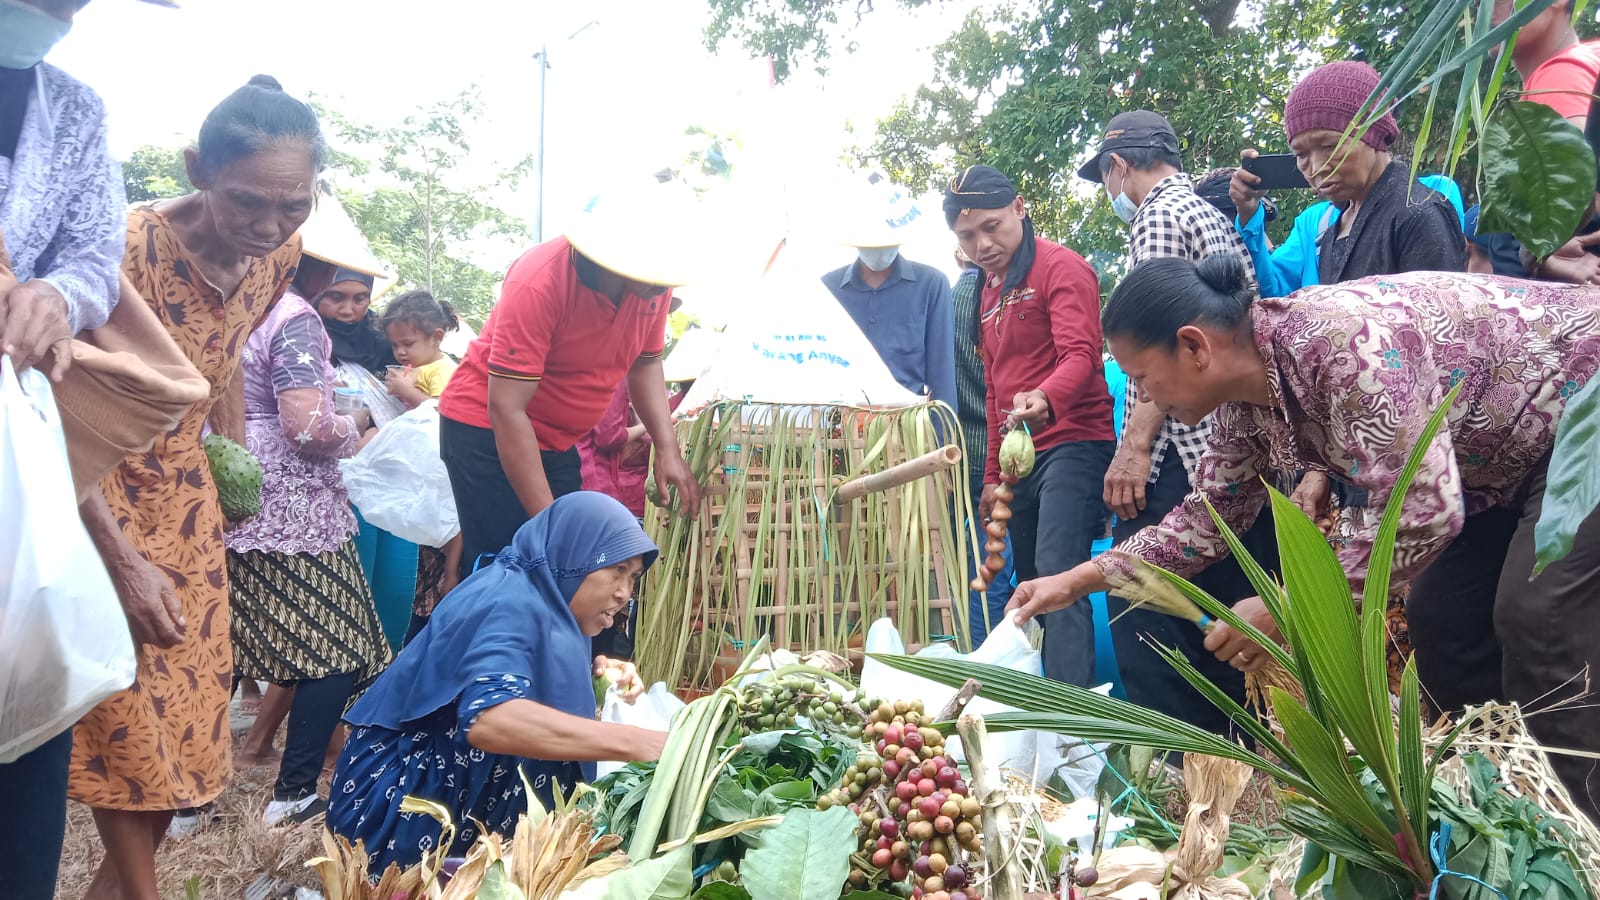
[1242,153,1309,190]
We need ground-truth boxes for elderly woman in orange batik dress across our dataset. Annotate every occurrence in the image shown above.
[70,75,324,900]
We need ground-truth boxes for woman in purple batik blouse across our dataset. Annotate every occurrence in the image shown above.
[1010,254,1600,821]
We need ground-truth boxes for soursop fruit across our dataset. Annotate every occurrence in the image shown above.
[203,434,264,522]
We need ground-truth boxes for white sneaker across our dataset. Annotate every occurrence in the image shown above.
[262,794,324,827]
[166,806,214,840]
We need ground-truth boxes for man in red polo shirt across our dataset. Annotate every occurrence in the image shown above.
[438,190,702,587]
[944,165,1115,686]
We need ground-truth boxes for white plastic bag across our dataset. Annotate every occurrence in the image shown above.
[340,402,459,547]
[0,358,135,762]
[596,682,685,778]
[859,616,1106,787]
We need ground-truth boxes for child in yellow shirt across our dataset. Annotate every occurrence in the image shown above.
[380,290,463,642]
[382,290,461,407]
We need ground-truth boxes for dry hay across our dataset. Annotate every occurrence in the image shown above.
[56,734,326,899]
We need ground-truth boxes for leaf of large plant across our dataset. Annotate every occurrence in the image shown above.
[566,844,694,900]
[1533,377,1600,574]
[737,806,857,900]
[1398,659,1429,853]
[1270,689,1395,846]
[867,654,1307,788]
[1478,100,1598,258]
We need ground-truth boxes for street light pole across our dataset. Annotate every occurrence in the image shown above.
[532,22,597,245]
[534,43,549,243]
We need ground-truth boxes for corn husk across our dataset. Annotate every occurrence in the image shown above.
[1087,755,1254,900]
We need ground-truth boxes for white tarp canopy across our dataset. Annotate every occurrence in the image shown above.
[676,245,923,412]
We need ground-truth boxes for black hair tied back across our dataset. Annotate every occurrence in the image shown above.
[196,74,326,178]
[1103,254,1255,351]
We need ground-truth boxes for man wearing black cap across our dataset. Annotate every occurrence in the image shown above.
[1079,110,1269,738]
[944,165,1114,687]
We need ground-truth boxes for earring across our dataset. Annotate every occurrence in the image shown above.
[1195,361,1203,370]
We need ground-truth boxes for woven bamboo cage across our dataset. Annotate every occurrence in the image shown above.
[636,400,973,691]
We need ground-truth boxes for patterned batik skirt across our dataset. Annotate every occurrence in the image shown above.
[229,540,391,687]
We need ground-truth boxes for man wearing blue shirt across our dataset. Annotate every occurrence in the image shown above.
[822,224,957,413]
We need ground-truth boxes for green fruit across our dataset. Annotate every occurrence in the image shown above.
[999,427,1036,479]
[203,434,263,522]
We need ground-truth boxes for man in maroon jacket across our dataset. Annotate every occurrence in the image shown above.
[944,165,1115,685]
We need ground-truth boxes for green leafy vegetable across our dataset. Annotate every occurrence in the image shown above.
[738,807,858,900]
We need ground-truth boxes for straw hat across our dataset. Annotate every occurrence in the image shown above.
[564,181,704,287]
[297,184,398,298]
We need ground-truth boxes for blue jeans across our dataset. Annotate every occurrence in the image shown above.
[0,729,71,899]
[966,471,1014,648]
[1008,440,1115,686]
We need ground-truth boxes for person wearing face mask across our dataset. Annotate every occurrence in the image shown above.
[944,165,1114,687]
[1077,110,1274,737]
[0,0,143,380]
[821,205,957,415]
[0,2,173,897]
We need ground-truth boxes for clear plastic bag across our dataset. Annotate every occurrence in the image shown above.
[332,361,406,428]
[0,357,135,762]
[339,402,459,548]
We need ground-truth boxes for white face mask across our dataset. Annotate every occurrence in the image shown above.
[0,0,72,70]
[857,247,900,272]
[1106,166,1140,224]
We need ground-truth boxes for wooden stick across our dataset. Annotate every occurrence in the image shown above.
[936,677,983,722]
[958,712,1025,900]
[832,444,962,504]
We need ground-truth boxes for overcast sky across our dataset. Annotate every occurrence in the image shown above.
[51,0,985,321]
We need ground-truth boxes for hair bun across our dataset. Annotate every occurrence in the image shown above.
[247,74,284,91]
[1195,253,1246,294]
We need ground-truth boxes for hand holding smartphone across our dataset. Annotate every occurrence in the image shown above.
[1241,152,1309,190]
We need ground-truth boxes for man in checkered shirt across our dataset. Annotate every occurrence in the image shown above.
[1079,110,1278,738]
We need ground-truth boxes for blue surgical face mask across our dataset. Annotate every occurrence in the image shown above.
[857,247,900,272]
[1107,166,1140,224]
[0,0,71,70]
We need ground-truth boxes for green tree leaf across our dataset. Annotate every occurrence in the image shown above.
[1477,100,1598,259]
[1533,378,1600,574]
[737,806,858,900]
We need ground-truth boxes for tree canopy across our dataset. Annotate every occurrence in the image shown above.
[704,0,1512,285]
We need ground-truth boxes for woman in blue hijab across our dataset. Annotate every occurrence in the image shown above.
[326,492,669,869]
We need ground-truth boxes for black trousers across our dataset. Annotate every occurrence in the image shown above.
[1105,459,1279,739]
[440,416,582,582]
[1009,440,1116,686]
[0,729,71,899]
[1407,459,1600,820]
[437,415,631,657]
[276,671,357,801]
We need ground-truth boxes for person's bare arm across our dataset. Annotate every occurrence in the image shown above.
[487,375,554,516]
[80,492,185,647]
[468,698,667,761]
[628,356,702,515]
[1104,397,1164,520]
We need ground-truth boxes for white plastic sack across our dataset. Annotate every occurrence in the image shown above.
[0,358,135,763]
[596,682,685,778]
[859,617,1106,790]
[340,402,459,547]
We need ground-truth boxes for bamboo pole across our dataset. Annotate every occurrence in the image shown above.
[957,712,1025,900]
[832,444,961,504]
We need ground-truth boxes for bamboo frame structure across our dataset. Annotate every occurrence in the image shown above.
[636,401,975,691]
